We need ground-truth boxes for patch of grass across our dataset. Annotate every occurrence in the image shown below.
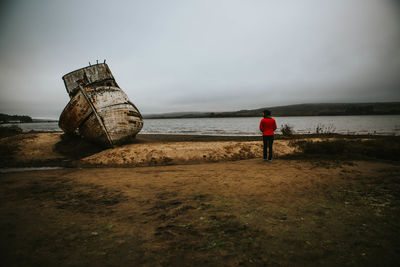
[0,142,17,166]
[20,178,127,215]
[0,131,29,167]
[287,136,400,161]
[0,125,22,138]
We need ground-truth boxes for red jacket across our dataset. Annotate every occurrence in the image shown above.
[259,117,277,136]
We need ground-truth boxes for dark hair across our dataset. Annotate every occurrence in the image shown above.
[263,110,271,117]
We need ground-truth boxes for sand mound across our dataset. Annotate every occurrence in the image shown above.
[80,140,295,166]
[2,132,297,167]
[0,132,65,166]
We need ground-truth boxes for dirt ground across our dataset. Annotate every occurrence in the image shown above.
[1,159,399,266]
[1,133,399,266]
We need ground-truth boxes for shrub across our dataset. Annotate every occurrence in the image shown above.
[295,140,346,155]
[280,124,294,137]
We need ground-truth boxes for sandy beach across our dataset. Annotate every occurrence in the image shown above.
[1,132,399,266]
[0,132,297,168]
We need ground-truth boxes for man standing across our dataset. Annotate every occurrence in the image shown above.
[259,110,277,161]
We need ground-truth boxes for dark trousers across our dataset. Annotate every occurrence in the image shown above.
[263,135,274,160]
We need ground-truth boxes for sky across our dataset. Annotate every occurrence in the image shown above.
[0,0,399,118]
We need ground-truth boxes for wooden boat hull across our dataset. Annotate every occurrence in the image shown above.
[59,86,143,147]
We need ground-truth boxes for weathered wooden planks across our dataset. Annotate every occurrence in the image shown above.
[59,90,93,133]
[58,63,143,147]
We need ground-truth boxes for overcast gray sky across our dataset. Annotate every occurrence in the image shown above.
[1,0,399,118]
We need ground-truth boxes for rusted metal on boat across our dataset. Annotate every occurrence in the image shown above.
[59,63,143,147]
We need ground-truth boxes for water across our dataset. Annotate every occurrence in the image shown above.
[141,115,400,136]
[2,115,399,136]
[2,121,61,132]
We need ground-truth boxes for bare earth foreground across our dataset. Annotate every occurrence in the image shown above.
[0,133,399,266]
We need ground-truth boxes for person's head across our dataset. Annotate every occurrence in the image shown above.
[263,110,271,118]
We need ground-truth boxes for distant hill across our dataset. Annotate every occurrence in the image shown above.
[0,113,33,123]
[32,118,58,123]
[144,102,400,119]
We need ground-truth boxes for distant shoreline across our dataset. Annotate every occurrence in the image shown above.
[1,113,399,124]
[144,113,400,119]
[144,102,400,119]
[0,120,58,124]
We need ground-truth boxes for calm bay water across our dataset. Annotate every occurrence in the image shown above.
[2,122,62,132]
[142,115,400,136]
[3,115,400,136]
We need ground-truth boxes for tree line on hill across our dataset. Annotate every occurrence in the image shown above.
[144,102,400,119]
[0,113,33,123]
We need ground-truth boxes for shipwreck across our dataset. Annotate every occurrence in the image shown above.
[59,62,143,147]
